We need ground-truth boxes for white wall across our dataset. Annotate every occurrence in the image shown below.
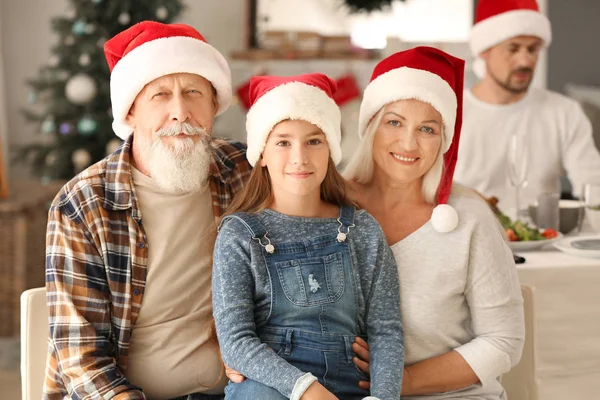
[0,0,245,178]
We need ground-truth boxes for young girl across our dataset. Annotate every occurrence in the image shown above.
[212,73,403,400]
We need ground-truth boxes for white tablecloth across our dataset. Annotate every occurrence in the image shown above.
[516,245,600,399]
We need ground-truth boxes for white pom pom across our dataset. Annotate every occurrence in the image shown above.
[431,204,458,233]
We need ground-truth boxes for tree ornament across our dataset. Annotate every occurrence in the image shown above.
[45,152,58,166]
[118,12,131,25]
[156,6,169,20]
[77,116,98,136]
[106,139,122,155]
[64,8,76,19]
[65,73,97,104]
[48,54,60,67]
[72,149,92,172]
[59,122,73,135]
[72,19,88,36]
[97,37,107,48]
[41,115,56,134]
[85,23,96,34]
[79,53,91,66]
[27,91,38,104]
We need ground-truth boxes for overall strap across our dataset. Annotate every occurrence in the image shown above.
[219,212,275,253]
[336,205,356,242]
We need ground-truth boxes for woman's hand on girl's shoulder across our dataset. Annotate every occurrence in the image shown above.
[301,381,339,400]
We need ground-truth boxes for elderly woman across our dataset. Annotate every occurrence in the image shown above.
[344,47,525,399]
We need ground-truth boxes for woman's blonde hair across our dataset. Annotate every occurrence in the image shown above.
[342,103,446,204]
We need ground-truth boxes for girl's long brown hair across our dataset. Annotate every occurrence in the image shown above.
[223,157,352,218]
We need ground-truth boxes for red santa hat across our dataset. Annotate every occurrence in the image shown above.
[104,21,232,140]
[470,0,552,77]
[358,46,464,233]
[245,73,342,167]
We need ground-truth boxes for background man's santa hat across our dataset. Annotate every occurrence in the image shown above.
[358,46,465,233]
[470,0,552,77]
[104,21,232,140]
[245,73,342,167]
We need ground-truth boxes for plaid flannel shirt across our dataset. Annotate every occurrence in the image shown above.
[43,136,251,400]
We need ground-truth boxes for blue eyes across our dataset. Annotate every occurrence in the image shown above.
[387,120,435,134]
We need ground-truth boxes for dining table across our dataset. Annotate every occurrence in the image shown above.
[513,232,600,399]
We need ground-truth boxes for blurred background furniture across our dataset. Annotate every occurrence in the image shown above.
[20,287,47,400]
[0,180,61,337]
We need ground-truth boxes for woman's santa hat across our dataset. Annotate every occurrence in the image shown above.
[470,0,552,77]
[104,21,232,140]
[359,46,464,233]
[245,73,342,167]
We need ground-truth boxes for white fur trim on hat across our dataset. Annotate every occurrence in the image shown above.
[431,204,458,233]
[110,36,232,140]
[245,82,342,167]
[358,67,457,153]
[470,9,552,57]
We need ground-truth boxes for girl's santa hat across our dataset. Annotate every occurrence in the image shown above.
[104,21,232,140]
[470,0,552,77]
[359,46,465,233]
[245,73,342,167]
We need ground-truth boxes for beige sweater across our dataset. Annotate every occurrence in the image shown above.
[125,167,226,399]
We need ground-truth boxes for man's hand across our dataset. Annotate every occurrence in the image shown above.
[225,365,246,383]
[352,337,371,390]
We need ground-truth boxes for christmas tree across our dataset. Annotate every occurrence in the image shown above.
[22,0,184,181]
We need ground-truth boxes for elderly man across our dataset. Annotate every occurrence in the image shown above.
[44,22,251,400]
[454,0,600,214]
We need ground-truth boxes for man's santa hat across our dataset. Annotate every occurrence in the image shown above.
[470,0,552,77]
[359,46,465,233]
[104,21,232,140]
[245,73,342,167]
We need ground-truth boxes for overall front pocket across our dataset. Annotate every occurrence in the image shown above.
[275,252,344,306]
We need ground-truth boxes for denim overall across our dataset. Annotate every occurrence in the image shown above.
[223,205,370,400]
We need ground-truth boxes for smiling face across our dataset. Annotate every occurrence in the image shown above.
[482,35,543,94]
[260,119,331,201]
[372,99,443,186]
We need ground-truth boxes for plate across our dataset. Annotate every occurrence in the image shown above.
[553,235,600,258]
[508,232,564,252]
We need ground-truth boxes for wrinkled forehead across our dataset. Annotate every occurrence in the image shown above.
[144,72,213,90]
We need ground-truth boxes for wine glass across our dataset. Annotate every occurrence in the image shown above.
[506,132,529,221]
[581,183,600,233]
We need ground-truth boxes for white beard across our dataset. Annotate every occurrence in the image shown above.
[140,123,213,194]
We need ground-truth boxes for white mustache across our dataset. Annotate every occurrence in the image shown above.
[155,122,207,138]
